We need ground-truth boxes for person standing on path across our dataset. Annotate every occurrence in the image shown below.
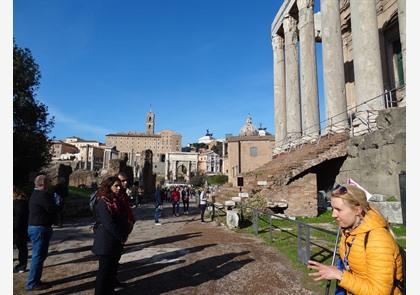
[92,176,130,295]
[25,174,57,291]
[13,185,29,274]
[154,184,163,225]
[171,186,181,216]
[199,188,209,222]
[53,176,68,227]
[182,187,190,215]
[115,172,135,291]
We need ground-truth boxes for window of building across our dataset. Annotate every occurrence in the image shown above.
[250,146,258,157]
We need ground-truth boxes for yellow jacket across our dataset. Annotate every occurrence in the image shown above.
[338,209,403,295]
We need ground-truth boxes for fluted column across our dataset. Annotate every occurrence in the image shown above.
[298,0,319,138]
[321,0,348,131]
[283,15,302,142]
[350,0,384,110]
[272,34,287,150]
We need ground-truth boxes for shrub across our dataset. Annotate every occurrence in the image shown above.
[206,174,228,185]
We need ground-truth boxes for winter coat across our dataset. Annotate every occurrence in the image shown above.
[28,189,57,227]
[92,198,127,256]
[171,190,180,203]
[155,189,162,207]
[338,208,403,295]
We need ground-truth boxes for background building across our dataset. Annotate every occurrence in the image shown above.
[105,111,182,177]
[226,115,274,184]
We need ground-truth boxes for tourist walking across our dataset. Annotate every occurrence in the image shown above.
[154,184,163,225]
[92,176,131,295]
[53,176,68,227]
[25,175,57,291]
[182,187,190,215]
[199,188,209,222]
[13,186,29,274]
[171,186,181,216]
[130,181,140,208]
[307,184,404,295]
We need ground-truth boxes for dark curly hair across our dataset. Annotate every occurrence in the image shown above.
[98,176,120,200]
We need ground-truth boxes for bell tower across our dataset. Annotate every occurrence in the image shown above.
[145,109,155,135]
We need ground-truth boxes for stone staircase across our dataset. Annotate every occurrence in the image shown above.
[243,132,349,191]
[215,132,350,216]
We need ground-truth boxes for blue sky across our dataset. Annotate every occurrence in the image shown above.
[14,0,325,146]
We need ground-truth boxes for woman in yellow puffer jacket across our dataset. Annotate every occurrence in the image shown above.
[307,184,403,295]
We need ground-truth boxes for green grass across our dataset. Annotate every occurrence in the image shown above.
[296,210,335,223]
[216,209,406,292]
[68,186,95,198]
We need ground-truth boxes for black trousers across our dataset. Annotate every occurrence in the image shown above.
[182,199,189,212]
[14,232,28,268]
[200,204,206,221]
[95,254,119,295]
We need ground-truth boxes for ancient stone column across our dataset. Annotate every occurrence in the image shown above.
[350,0,384,110]
[298,0,320,138]
[90,148,94,171]
[84,145,89,170]
[320,0,348,131]
[165,159,169,180]
[187,161,191,181]
[283,15,302,142]
[397,0,406,84]
[272,34,287,150]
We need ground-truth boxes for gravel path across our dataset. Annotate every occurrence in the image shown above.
[13,201,321,294]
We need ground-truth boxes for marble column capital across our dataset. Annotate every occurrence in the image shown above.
[271,34,284,50]
[283,15,298,34]
[297,0,314,10]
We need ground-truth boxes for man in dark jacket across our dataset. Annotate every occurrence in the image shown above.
[25,174,57,291]
[53,177,68,227]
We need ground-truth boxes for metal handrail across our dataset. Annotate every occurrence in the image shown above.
[275,86,405,152]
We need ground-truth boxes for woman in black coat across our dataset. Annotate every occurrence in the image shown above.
[13,186,29,273]
[92,176,130,295]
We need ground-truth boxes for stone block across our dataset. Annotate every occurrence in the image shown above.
[370,201,403,224]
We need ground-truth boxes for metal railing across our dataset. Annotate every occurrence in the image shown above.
[249,207,338,265]
[275,86,405,153]
[208,201,338,265]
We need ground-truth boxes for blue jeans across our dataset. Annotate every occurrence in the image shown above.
[154,207,162,223]
[26,225,53,290]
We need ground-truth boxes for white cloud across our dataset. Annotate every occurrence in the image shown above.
[48,105,112,138]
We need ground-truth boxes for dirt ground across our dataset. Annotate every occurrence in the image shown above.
[13,200,323,294]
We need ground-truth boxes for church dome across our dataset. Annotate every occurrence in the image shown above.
[239,115,259,136]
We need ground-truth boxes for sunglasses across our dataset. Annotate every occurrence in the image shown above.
[333,184,348,195]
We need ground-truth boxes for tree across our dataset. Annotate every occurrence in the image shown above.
[211,141,223,156]
[190,173,205,187]
[13,40,55,187]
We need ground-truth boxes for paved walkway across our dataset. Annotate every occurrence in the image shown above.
[13,201,320,294]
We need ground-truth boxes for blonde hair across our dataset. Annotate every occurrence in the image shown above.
[332,184,396,236]
[331,184,370,214]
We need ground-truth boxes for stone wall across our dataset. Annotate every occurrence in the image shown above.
[69,170,99,188]
[336,107,405,199]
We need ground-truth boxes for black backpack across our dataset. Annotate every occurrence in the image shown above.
[364,230,405,294]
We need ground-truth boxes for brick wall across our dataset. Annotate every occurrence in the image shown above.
[261,173,318,217]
